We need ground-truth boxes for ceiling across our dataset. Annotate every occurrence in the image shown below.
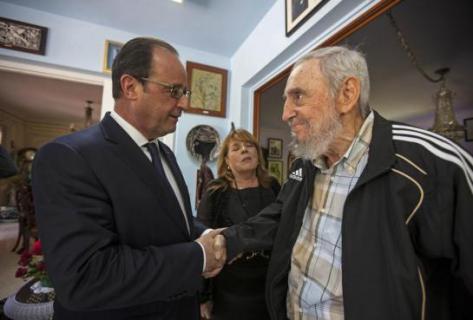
[261,0,473,131]
[0,0,277,57]
[0,69,103,124]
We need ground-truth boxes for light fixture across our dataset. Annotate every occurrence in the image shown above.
[387,11,465,141]
[171,0,183,3]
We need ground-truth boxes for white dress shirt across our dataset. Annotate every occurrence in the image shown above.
[109,110,207,271]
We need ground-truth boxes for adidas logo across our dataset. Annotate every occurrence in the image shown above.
[289,168,303,181]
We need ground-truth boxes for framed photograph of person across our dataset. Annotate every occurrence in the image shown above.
[186,61,228,118]
[285,0,331,36]
[464,117,473,142]
[287,151,296,172]
[268,138,283,158]
[102,40,123,73]
[0,17,48,55]
[268,160,284,184]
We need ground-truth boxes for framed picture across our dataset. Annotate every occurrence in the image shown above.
[0,17,48,55]
[186,61,227,118]
[285,0,330,36]
[268,138,283,158]
[103,40,123,73]
[464,117,473,142]
[287,151,296,172]
[268,160,284,184]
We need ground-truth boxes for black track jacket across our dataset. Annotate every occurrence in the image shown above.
[223,111,473,320]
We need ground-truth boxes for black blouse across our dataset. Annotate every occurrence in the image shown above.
[197,178,280,320]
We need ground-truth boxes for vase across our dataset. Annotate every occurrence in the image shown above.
[3,279,54,320]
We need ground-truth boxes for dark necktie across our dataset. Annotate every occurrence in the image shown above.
[144,142,190,234]
[144,142,171,187]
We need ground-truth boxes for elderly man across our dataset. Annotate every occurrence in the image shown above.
[32,37,225,320]
[223,46,473,320]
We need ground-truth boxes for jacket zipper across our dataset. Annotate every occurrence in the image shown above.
[417,266,426,320]
[391,167,427,320]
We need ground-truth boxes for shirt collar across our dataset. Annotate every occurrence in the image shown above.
[343,111,374,172]
[109,110,156,147]
[313,111,374,173]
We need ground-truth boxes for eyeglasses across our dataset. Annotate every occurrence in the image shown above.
[141,77,191,99]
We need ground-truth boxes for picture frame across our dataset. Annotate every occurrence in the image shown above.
[464,117,473,142]
[268,138,283,158]
[186,61,227,118]
[0,17,48,55]
[285,0,330,36]
[268,160,284,184]
[287,151,296,172]
[103,40,123,73]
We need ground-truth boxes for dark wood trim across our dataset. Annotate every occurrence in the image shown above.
[252,0,400,142]
[322,0,400,46]
[253,66,292,141]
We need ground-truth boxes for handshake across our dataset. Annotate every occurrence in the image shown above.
[195,228,227,278]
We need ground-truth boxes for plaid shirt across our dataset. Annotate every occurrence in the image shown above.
[287,112,374,320]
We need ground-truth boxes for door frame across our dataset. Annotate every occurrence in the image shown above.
[252,0,400,141]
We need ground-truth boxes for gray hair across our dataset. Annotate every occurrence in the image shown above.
[294,46,370,118]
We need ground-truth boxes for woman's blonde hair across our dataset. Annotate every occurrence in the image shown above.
[208,129,272,192]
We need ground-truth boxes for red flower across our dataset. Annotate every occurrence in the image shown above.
[32,240,42,255]
[14,239,51,287]
[18,251,32,266]
[35,261,46,272]
[15,267,27,278]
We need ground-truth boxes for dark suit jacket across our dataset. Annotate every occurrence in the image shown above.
[32,113,206,320]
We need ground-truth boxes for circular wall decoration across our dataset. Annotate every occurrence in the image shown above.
[186,125,220,163]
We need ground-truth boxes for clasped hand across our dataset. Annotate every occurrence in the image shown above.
[196,228,226,278]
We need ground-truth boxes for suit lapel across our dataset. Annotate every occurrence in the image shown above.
[100,114,190,238]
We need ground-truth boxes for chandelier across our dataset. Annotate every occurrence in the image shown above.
[387,11,465,141]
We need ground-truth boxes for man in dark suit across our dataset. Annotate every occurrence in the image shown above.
[32,37,225,320]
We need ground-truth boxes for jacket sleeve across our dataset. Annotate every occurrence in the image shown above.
[451,161,473,294]
[32,142,204,311]
[222,187,286,260]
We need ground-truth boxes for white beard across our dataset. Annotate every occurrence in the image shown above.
[290,106,343,161]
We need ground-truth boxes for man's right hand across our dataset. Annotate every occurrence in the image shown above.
[195,229,226,278]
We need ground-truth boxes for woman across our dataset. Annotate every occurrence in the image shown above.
[198,129,280,320]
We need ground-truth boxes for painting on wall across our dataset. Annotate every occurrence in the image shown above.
[186,61,227,118]
[285,0,330,36]
[287,151,296,172]
[268,160,283,184]
[268,138,283,158]
[0,17,48,55]
[103,40,123,73]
